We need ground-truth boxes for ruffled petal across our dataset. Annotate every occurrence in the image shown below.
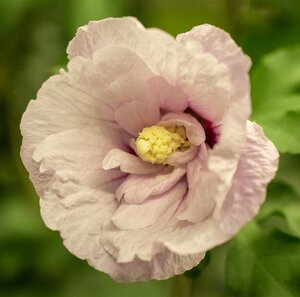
[90,244,204,282]
[154,40,231,123]
[160,121,278,255]
[111,180,187,230]
[116,166,186,204]
[177,24,251,103]
[32,127,126,261]
[102,182,186,262]
[20,46,155,194]
[102,148,163,174]
[67,47,155,111]
[67,17,175,75]
[218,121,279,233]
[176,26,251,187]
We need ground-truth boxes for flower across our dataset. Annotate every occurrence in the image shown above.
[20,17,279,282]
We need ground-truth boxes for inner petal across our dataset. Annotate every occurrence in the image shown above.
[116,166,186,204]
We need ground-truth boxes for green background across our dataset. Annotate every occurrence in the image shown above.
[1,0,300,296]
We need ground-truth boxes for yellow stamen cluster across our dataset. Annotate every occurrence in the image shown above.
[135,125,189,165]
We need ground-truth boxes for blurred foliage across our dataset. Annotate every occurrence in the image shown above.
[251,46,300,153]
[1,0,300,296]
[227,222,300,297]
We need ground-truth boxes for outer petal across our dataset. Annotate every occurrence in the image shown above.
[177,24,251,102]
[155,40,231,123]
[177,25,251,210]
[20,46,155,193]
[161,121,279,255]
[177,25,252,212]
[219,121,279,233]
[67,18,231,123]
[90,245,204,282]
[32,127,125,261]
[67,17,175,74]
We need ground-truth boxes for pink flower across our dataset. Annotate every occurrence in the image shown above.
[20,17,279,282]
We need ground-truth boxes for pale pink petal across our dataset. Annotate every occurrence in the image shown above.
[167,145,198,166]
[218,121,279,233]
[33,127,125,194]
[116,166,186,203]
[177,24,251,102]
[114,99,160,136]
[207,97,249,216]
[102,185,190,262]
[148,76,188,112]
[67,17,145,59]
[20,46,154,194]
[102,148,163,174]
[154,40,231,123]
[178,173,216,223]
[68,18,231,123]
[67,17,175,75]
[186,144,209,189]
[177,145,216,223]
[31,127,126,261]
[112,180,187,230]
[160,121,278,255]
[91,243,204,282]
[67,47,155,111]
[190,26,253,215]
[158,112,205,145]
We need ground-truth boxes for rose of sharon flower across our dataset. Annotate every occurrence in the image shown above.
[20,17,279,282]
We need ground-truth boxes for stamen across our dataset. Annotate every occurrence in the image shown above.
[135,125,190,165]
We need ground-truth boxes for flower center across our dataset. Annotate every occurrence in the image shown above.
[135,125,190,165]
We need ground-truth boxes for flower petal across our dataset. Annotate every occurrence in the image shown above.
[154,40,231,123]
[177,24,251,103]
[218,121,279,233]
[67,16,175,74]
[102,148,163,174]
[116,166,186,204]
[112,180,187,230]
[91,242,204,282]
[177,145,216,223]
[20,46,155,194]
[102,181,194,263]
[148,76,188,112]
[158,112,206,145]
[160,121,278,255]
[114,99,160,137]
[167,145,199,166]
[31,127,126,261]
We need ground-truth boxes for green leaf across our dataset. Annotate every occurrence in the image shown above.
[251,45,300,153]
[275,154,300,196]
[256,154,300,239]
[257,181,300,239]
[226,222,300,297]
